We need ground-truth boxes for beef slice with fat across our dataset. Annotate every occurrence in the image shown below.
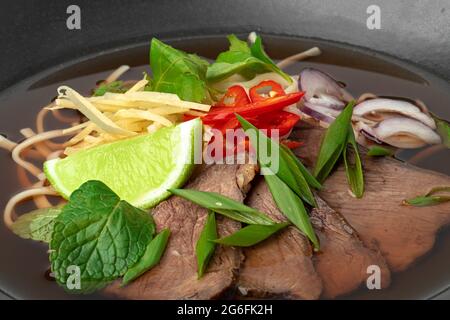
[293,124,450,271]
[239,179,389,298]
[106,163,256,299]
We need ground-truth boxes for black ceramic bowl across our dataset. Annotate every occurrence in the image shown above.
[1,0,449,300]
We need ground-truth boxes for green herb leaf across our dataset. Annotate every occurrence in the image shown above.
[122,228,170,286]
[149,38,210,103]
[168,188,274,225]
[262,167,320,250]
[236,114,315,206]
[10,207,62,243]
[196,211,217,278]
[403,186,450,207]
[314,101,355,182]
[343,125,364,198]
[367,145,395,157]
[250,35,292,83]
[214,222,289,247]
[93,81,127,96]
[206,34,291,83]
[432,114,450,148]
[50,180,155,293]
[280,144,322,190]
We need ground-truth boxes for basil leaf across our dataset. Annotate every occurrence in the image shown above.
[262,167,320,250]
[344,125,364,198]
[122,228,170,286]
[403,186,450,207]
[206,34,291,83]
[367,145,395,157]
[250,35,292,83]
[168,189,274,225]
[11,207,62,243]
[149,38,209,103]
[93,81,127,96]
[214,222,289,247]
[280,144,322,190]
[50,180,155,293]
[196,211,217,278]
[314,101,355,182]
[236,114,314,205]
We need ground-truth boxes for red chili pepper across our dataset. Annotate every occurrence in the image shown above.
[281,140,303,149]
[249,80,285,102]
[202,91,304,124]
[256,111,300,137]
[215,85,250,108]
[183,114,198,122]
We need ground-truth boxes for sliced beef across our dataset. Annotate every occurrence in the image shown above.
[106,163,256,299]
[311,196,390,298]
[293,123,450,272]
[238,179,322,299]
[238,179,389,299]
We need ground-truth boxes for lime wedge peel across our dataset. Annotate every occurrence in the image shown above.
[44,118,202,209]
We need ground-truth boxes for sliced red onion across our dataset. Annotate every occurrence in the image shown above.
[308,94,346,110]
[299,68,353,102]
[301,101,338,124]
[354,98,436,129]
[354,121,383,145]
[372,117,441,148]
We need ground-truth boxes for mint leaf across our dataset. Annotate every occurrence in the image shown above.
[50,180,155,293]
[11,207,61,243]
[206,34,291,83]
[149,38,209,103]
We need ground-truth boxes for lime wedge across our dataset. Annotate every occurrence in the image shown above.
[44,118,202,208]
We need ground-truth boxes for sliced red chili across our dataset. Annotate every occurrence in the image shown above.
[256,111,300,137]
[249,80,285,102]
[202,91,304,124]
[215,85,250,108]
[281,140,303,149]
[183,114,198,122]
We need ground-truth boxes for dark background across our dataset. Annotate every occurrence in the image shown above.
[0,0,449,92]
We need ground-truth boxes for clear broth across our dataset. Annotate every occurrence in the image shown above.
[0,35,449,299]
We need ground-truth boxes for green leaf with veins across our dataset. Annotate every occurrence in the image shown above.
[11,207,62,243]
[50,180,155,293]
[149,38,209,103]
[206,34,292,83]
